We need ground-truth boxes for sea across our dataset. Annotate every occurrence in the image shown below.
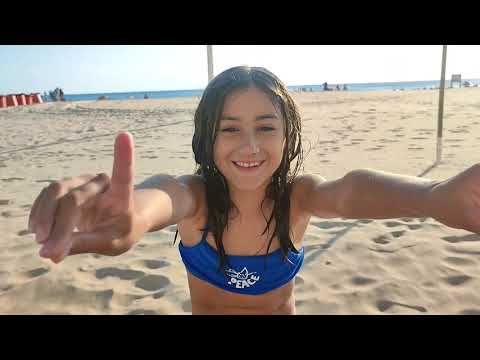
[61,79,480,102]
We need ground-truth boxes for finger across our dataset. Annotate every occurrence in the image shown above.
[39,174,110,262]
[28,187,48,235]
[110,132,135,207]
[31,174,97,243]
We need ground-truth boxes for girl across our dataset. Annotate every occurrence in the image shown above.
[28,66,480,314]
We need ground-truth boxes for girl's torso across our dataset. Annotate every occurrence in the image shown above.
[176,176,311,315]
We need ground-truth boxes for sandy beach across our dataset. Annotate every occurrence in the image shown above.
[1,88,480,314]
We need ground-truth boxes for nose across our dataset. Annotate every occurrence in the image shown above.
[241,131,260,155]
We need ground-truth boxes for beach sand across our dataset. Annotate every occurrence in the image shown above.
[1,88,480,314]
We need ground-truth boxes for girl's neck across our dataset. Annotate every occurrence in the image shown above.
[228,184,272,220]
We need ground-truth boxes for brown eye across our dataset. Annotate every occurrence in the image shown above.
[259,126,275,132]
[221,127,239,133]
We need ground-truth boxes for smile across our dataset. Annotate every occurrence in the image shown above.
[232,160,265,170]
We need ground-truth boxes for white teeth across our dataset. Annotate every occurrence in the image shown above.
[235,161,260,168]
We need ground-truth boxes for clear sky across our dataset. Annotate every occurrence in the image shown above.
[1,45,479,94]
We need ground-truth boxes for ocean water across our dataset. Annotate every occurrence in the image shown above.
[60,79,480,102]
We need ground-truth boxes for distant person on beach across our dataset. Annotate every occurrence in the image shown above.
[323,82,328,91]
[336,85,340,91]
[144,94,149,99]
[29,66,480,314]
[343,84,348,91]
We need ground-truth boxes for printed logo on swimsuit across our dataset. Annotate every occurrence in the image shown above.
[226,267,260,289]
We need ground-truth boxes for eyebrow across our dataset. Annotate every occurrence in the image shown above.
[221,113,279,121]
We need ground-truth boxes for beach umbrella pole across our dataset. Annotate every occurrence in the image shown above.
[207,45,214,82]
[436,45,447,164]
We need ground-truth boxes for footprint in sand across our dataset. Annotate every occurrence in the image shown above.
[1,210,25,218]
[16,267,50,282]
[127,309,158,315]
[358,219,373,224]
[0,199,12,206]
[441,234,480,244]
[376,299,427,313]
[311,221,351,230]
[134,275,170,292]
[383,221,422,231]
[35,179,55,184]
[17,229,32,236]
[1,177,24,182]
[95,267,145,280]
[372,235,390,245]
[390,230,405,238]
[350,276,376,286]
[389,127,404,133]
[152,289,167,299]
[442,257,477,266]
[443,275,472,286]
[129,259,169,270]
[459,309,480,315]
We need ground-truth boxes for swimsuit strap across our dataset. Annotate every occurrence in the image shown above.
[200,224,209,243]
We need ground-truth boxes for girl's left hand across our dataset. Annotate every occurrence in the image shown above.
[428,163,480,234]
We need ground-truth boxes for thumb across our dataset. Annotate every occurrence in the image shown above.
[110,132,135,205]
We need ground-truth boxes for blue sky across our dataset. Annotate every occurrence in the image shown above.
[1,45,479,94]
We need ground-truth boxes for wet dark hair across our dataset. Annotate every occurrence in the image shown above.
[176,65,304,272]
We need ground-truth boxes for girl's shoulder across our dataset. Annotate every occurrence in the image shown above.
[176,174,208,219]
[290,174,328,217]
[291,174,327,198]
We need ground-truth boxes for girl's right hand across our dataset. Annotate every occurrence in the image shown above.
[28,132,143,263]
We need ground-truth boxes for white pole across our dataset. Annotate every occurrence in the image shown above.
[207,45,214,83]
[436,45,447,164]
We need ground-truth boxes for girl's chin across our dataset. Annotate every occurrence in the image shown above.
[225,178,271,193]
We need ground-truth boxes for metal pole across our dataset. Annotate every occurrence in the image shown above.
[436,45,447,164]
[207,45,214,83]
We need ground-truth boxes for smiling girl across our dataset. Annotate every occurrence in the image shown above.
[28,66,480,314]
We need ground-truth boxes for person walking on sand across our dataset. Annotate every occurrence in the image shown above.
[29,66,480,314]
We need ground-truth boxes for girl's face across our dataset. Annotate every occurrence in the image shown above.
[213,86,286,192]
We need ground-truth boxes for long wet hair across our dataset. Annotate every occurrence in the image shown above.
[176,66,304,272]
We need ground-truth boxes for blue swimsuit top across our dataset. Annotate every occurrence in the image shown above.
[178,227,304,295]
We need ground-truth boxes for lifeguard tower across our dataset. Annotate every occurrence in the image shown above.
[450,74,462,88]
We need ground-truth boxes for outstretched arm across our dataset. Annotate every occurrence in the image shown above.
[298,164,480,234]
[134,174,200,233]
[338,169,438,219]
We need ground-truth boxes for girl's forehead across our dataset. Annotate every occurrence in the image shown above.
[222,87,279,112]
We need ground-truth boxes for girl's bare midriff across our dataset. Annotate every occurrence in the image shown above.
[187,272,296,315]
